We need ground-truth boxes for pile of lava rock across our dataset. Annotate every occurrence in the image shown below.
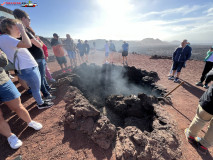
[55,64,182,160]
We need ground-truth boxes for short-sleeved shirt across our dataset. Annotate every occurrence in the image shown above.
[51,38,65,57]
[24,31,44,60]
[64,38,75,51]
[0,34,38,70]
[105,44,109,53]
[122,43,129,52]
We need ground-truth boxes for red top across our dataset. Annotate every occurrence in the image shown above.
[42,44,48,58]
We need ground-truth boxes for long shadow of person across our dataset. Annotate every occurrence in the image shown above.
[181,80,205,98]
[189,141,213,160]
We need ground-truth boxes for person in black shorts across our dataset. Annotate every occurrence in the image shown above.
[122,41,129,65]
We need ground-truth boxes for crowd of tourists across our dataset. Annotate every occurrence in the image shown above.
[0,8,212,156]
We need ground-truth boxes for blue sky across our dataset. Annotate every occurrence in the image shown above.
[2,0,213,42]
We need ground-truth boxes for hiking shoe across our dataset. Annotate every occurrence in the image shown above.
[28,121,43,130]
[7,134,23,149]
[50,78,56,83]
[184,128,196,144]
[168,76,175,80]
[48,88,56,92]
[44,94,56,101]
[37,101,54,109]
[203,84,209,89]
[195,137,208,155]
[196,81,203,86]
[174,77,180,83]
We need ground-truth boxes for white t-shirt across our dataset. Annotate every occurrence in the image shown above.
[0,34,37,70]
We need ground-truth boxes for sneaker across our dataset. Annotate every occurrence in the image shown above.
[49,88,57,93]
[195,137,208,155]
[168,76,175,80]
[62,70,66,73]
[28,121,43,130]
[203,84,209,89]
[50,78,56,83]
[184,128,196,144]
[9,74,14,79]
[174,77,180,83]
[67,68,72,72]
[196,81,203,86]
[37,101,54,109]
[125,61,128,66]
[44,94,56,101]
[7,134,23,149]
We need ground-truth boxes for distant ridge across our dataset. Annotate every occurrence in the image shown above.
[141,38,169,45]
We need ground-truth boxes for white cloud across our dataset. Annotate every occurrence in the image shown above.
[137,5,206,19]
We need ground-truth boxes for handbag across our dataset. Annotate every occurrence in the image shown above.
[4,50,20,73]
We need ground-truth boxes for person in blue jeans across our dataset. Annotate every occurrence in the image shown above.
[0,50,42,149]
[13,9,56,100]
[0,18,53,109]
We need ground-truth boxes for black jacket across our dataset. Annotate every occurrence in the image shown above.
[199,84,213,115]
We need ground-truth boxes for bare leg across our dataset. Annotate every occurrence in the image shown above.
[176,72,181,78]
[0,109,13,138]
[60,64,64,70]
[172,70,176,76]
[64,63,68,69]
[4,97,31,124]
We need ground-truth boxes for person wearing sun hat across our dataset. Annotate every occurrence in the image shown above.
[196,46,213,88]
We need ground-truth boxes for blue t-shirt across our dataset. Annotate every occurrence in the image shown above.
[122,43,129,52]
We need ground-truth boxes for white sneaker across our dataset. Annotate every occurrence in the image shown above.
[28,121,43,130]
[7,134,23,149]
[9,74,15,79]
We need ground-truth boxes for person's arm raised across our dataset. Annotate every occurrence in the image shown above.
[29,33,42,48]
[16,23,32,48]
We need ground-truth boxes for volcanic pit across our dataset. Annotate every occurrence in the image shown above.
[55,63,182,160]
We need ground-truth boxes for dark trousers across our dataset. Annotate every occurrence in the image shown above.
[205,72,213,85]
[200,61,213,83]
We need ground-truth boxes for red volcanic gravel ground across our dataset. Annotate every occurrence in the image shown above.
[0,50,213,160]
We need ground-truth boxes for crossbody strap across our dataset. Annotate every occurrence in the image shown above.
[14,49,21,74]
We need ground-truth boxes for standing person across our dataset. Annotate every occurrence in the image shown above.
[37,36,56,82]
[196,46,213,88]
[122,41,129,65]
[77,39,84,64]
[51,33,68,72]
[84,40,90,63]
[63,34,77,68]
[13,9,55,100]
[109,40,116,64]
[185,84,213,155]
[0,18,53,109]
[203,68,213,88]
[93,41,96,54]
[104,41,110,64]
[168,42,191,77]
[0,50,42,149]
[168,39,192,83]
